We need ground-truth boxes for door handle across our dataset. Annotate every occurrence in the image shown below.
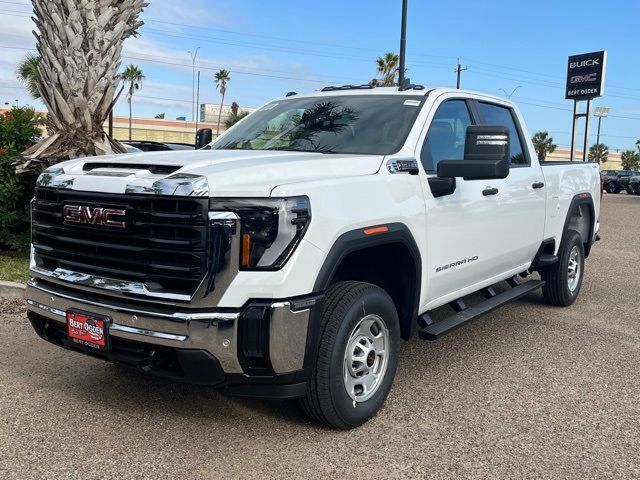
[482,187,499,196]
[532,182,545,189]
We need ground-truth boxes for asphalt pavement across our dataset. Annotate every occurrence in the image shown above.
[0,193,639,479]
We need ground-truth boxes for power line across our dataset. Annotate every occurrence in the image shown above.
[3,8,640,99]
[0,44,355,84]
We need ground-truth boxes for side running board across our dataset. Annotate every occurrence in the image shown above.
[418,279,545,341]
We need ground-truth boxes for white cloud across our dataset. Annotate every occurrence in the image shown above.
[140,0,231,29]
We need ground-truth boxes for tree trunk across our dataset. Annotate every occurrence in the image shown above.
[128,89,133,142]
[216,91,226,137]
[17,0,148,173]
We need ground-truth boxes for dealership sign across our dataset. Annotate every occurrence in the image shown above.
[565,51,607,100]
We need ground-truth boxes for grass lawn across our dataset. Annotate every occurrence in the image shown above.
[0,250,30,283]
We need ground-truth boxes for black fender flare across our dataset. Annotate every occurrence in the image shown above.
[561,192,596,258]
[313,222,422,340]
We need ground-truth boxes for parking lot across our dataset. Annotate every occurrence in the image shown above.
[0,193,638,479]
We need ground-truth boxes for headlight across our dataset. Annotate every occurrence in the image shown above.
[209,196,311,270]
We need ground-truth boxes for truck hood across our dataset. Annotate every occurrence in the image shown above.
[44,150,384,196]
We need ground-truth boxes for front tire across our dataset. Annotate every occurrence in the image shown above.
[301,281,400,429]
[605,182,617,194]
[541,230,585,306]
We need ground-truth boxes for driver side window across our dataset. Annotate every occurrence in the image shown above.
[420,100,473,172]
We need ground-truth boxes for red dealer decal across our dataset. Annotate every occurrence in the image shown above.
[66,311,108,350]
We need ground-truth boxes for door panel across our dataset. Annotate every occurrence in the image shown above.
[419,97,545,305]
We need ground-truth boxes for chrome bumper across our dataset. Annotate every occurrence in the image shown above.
[26,278,310,375]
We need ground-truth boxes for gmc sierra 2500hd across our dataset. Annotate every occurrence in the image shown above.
[26,85,601,429]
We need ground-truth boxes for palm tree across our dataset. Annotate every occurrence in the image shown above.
[16,54,41,100]
[621,150,640,170]
[214,69,231,136]
[531,131,557,161]
[636,139,640,154]
[224,110,250,129]
[588,143,609,164]
[16,53,59,135]
[119,64,145,141]
[375,52,399,87]
[17,0,146,172]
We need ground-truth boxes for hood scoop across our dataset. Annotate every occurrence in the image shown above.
[82,162,181,175]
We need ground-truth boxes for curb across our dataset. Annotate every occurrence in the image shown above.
[0,281,26,299]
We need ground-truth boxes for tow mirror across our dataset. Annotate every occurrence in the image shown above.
[437,125,510,180]
[195,128,213,149]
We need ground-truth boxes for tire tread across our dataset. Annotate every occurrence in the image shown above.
[300,281,388,429]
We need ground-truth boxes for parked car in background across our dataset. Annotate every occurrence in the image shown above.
[603,170,639,194]
[122,143,143,153]
[628,175,640,195]
[618,171,640,194]
[122,140,195,152]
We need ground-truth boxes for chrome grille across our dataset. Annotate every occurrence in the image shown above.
[32,188,209,296]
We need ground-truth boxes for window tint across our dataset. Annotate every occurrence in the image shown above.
[477,102,528,165]
[421,100,472,172]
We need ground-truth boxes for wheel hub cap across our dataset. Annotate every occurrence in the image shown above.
[567,245,581,292]
[343,314,390,403]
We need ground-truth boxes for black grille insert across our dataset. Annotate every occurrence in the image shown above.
[32,188,209,296]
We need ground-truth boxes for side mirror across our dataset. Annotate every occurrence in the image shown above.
[437,125,510,180]
[195,128,213,149]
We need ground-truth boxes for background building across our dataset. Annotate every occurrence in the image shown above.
[200,103,257,124]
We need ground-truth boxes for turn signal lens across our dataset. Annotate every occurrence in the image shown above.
[241,234,251,268]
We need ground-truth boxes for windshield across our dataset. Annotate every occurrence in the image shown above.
[211,95,425,155]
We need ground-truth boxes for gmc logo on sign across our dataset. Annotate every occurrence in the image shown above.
[63,205,127,229]
[570,73,597,84]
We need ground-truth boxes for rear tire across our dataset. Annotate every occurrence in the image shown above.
[300,281,400,429]
[541,230,584,306]
[605,182,617,194]
[635,185,640,195]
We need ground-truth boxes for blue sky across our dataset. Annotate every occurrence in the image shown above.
[0,0,639,151]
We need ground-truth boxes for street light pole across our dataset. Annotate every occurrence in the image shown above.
[498,86,522,99]
[188,47,200,122]
[594,106,609,146]
[398,0,408,87]
[195,71,201,133]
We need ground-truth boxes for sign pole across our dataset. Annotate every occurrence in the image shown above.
[570,100,578,162]
[582,99,592,162]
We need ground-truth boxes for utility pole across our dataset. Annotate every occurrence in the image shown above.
[398,0,408,87]
[188,47,200,122]
[455,59,467,89]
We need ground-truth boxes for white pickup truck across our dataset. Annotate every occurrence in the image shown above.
[27,85,600,429]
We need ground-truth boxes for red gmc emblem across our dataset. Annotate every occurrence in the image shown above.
[63,205,127,229]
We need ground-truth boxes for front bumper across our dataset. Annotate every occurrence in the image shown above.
[26,278,317,399]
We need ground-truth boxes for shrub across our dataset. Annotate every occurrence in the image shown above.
[0,107,44,251]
